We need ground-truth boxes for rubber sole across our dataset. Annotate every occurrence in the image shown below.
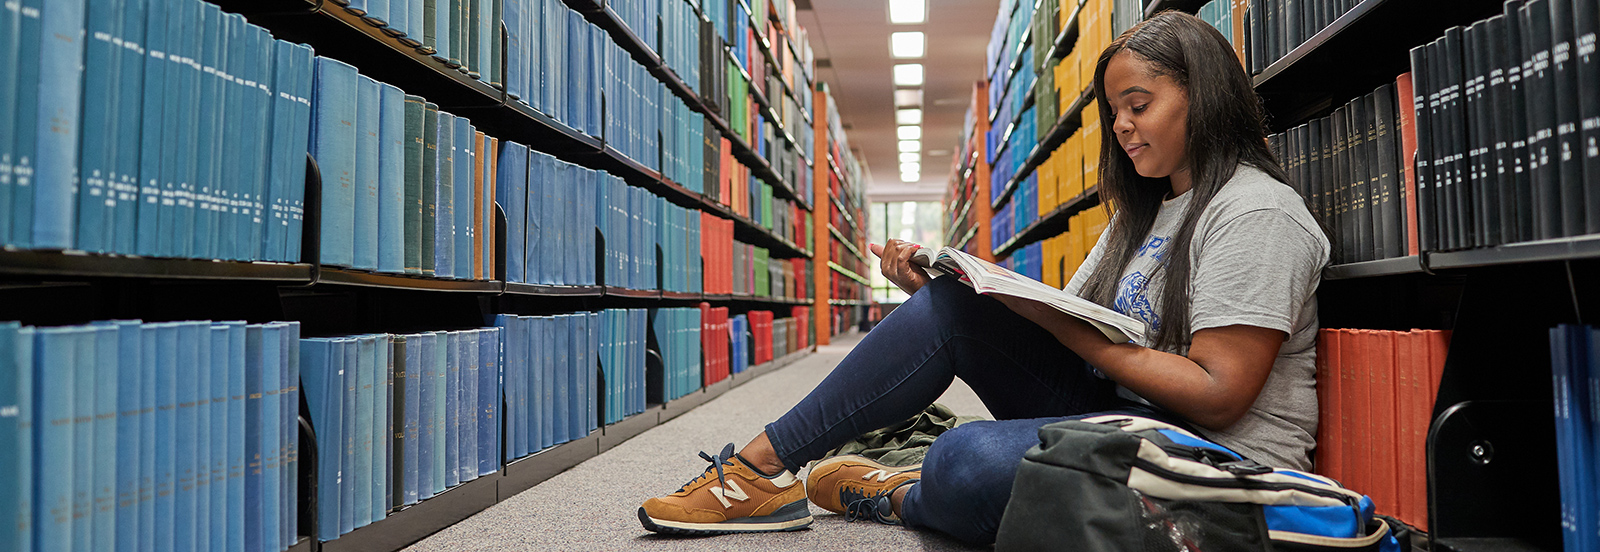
[639,500,814,536]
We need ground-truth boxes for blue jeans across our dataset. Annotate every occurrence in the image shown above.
[765,275,1189,544]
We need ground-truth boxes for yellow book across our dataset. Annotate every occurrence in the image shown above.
[1078,14,1095,81]
[1085,205,1111,247]
[1061,132,1080,200]
[1042,234,1058,288]
[1065,212,1085,282]
[1081,100,1101,192]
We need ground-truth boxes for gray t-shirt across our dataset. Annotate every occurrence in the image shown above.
[1064,164,1329,470]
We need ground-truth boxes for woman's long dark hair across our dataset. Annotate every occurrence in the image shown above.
[1079,10,1289,352]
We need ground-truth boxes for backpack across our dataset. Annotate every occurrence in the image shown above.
[995,415,1406,552]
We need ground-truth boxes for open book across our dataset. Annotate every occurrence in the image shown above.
[911,247,1146,344]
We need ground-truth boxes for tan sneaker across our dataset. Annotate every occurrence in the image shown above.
[639,444,813,535]
[805,455,921,524]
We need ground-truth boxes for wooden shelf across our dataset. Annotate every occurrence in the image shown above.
[0,250,314,282]
[316,268,503,293]
[828,262,870,285]
[502,283,604,297]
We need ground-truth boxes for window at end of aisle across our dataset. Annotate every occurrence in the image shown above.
[869,201,943,303]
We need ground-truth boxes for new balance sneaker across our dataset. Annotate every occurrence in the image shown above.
[639,443,813,535]
[805,455,920,524]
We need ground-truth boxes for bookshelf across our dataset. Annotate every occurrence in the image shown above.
[810,84,871,345]
[952,0,1600,550]
[0,0,867,549]
[944,82,996,260]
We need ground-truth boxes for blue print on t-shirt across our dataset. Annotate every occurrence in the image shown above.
[1136,235,1170,261]
[1115,271,1161,332]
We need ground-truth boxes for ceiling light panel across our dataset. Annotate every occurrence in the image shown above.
[897,126,921,140]
[900,162,920,173]
[890,32,925,58]
[900,171,920,183]
[899,152,919,163]
[894,89,923,107]
[896,108,922,125]
[898,140,921,152]
[889,0,926,24]
[893,64,924,86]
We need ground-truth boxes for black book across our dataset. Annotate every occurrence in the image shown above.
[1427,39,1455,251]
[1250,0,1265,74]
[1443,27,1469,251]
[1321,117,1335,235]
[1411,45,1438,252]
[1352,95,1374,262]
[1504,0,1535,242]
[391,335,406,509]
[1267,0,1282,68]
[1523,0,1561,239]
[1286,0,1301,54]
[1573,0,1600,233]
[1332,105,1351,264]
[1310,118,1325,225]
[1364,93,1383,259]
[1550,0,1587,236]
[1488,14,1517,244]
[1465,21,1491,248]
[1375,84,1403,259]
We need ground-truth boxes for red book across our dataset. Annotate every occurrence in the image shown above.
[1409,330,1431,530]
[1316,329,1342,483]
[1372,331,1398,518]
[1339,330,1361,494]
[1396,73,1420,256]
[1393,330,1416,525]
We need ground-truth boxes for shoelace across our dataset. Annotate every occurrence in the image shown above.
[676,443,738,494]
[844,495,893,524]
[841,478,917,525]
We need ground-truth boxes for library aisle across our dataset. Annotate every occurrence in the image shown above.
[403,331,990,552]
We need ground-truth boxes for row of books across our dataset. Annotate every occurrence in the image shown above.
[2,0,314,262]
[1029,0,1120,141]
[1313,328,1449,532]
[1245,0,1362,75]
[301,329,502,541]
[600,310,646,427]
[652,308,703,405]
[747,311,784,366]
[1268,81,1413,265]
[1408,0,1600,253]
[492,314,603,466]
[1022,205,1111,287]
[0,320,302,552]
[311,57,495,279]
[986,0,1035,104]
[495,143,593,287]
[730,242,772,297]
[696,305,731,388]
[1551,323,1600,552]
[501,0,602,140]
[336,0,501,88]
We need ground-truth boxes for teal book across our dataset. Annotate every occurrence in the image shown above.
[433,111,455,279]
[433,0,449,63]
[378,84,406,273]
[451,117,472,279]
[479,134,493,279]
[416,333,435,499]
[216,14,247,261]
[189,5,224,260]
[285,44,317,263]
[0,0,24,247]
[423,0,437,55]
[263,39,299,262]
[136,325,154,552]
[444,331,459,487]
[74,0,122,253]
[446,0,461,67]
[282,322,300,547]
[402,96,425,274]
[109,0,147,256]
[28,0,88,249]
[8,0,42,247]
[152,0,188,257]
[192,323,212,552]
[174,322,203,552]
[206,325,228,552]
[259,324,283,552]
[459,330,477,482]
[464,0,477,77]
[421,103,439,276]
[523,153,543,285]
[354,336,375,526]
[170,2,206,258]
[70,326,97,552]
[311,56,359,268]
[132,0,165,257]
[299,338,338,542]
[387,337,401,510]
[90,324,118,551]
[353,76,382,271]
[35,328,82,552]
[340,337,356,534]
[223,322,245,552]
[243,27,275,263]
[372,336,389,522]
[150,324,176,551]
[431,331,447,496]
[243,324,265,547]
[0,323,20,550]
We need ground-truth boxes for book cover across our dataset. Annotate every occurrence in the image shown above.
[460,331,479,481]
[173,323,201,552]
[379,84,407,273]
[444,331,460,488]
[417,333,436,500]
[353,336,375,526]
[403,334,421,505]
[434,111,455,279]
[403,96,425,274]
[422,102,439,276]
[353,77,382,271]
[311,57,360,267]
[29,0,88,249]
[453,118,474,279]
[371,335,389,522]
[432,332,446,494]
[74,0,120,254]
[34,328,81,552]
[499,142,527,283]
[392,336,406,509]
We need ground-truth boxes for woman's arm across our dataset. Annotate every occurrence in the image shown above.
[993,295,1282,431]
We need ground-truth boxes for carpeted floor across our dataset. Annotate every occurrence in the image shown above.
[403,331,995,552]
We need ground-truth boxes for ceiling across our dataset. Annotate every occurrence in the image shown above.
[797,0,999,203]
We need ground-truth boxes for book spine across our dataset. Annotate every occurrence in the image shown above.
[404,96,425,275]
[434,112,454,279]
[353,77,381,271]
[452,118,473,279]
[353,336,374,526]
[261,324,284,552]
[391,336,406,509]
[431,332,446,495]
[74,0,119,254]
[372,335,389,522]
[403,334,420,505]
[1524,2,1560,239]
[339,337,356,535]
[189,5,221,260]
[223,323,245,551]
[1575,0,1600,234]
[422,103,439,276]
[379,84,407,273]
[499,142,526,283]
[1551,0,1587,236]
[1487,15,1515,246]
[312,57,359,267]
[298,338,334,542]
[417,334,434,500]
[460,331,478,482]
[30,0,88,249]
[443,332,459,488]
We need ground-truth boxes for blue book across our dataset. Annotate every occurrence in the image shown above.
[223,322,246,552]
[352,336,374,527]
[74,0,121,253]
[299,338,336,542]
[523,153,542,285]
[523,0,540,111]
[492,318,517,460]
[431,0,448,63]
[565,12,584,133]
[1570,326,1596,552]
[260,39,295,262]
[385,337,399,513]
[1554,326,1581,552]
[478,326,498,475]
[282,323,301,548]
[460,331,478,482]
[339,337,356,536]
[444,331,459,487]
[189,5,223,260]
[131,0,165,256]
[365,0,387,25]
[193,323,213,552]
[8,0,42,247]
[215,14,245,261]
[133,324,155,552]
[12,327,34,552]
[480,136,494,279]
[541,316,554,449]
[378,83,407,273]
[153,0,190,257]
[261,324,284,552]
[150,324,178,551]
[109,0,147,256]
[497,143,525,282]
[433,112,455,279]
[553,315,569,444]
[174,322,201,552]
[386,0,407,38]
[174,2,206,258]
[371,335,389,523]
[416,333,435,500]
[550,162,567,285]
[452,117,473,279]
[28,0,88,249]
[204,325,228,552]
[34,327,81,552]
[402,334,420,505]
[311,57,359,267]
[526,316,540,453]
[503,0,521,101]
[243,324,265,550]
[285,45,316,263]
[0,323,19,550]
[430,332,446,495]
[583,313,595,434]
[409,0,424,51]
[0,0,23,246]
[87,325,116,551]
[353,76,381,271]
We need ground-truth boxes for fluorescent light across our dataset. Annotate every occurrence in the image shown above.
[896,108,922,125]
[898,140,921,152]
[893,64,924,86]
[900,171,921,182]
[889,0,926,24]
[894,89,923,107]
[897,126,921,140]
[900,162,920,173]
[890,32,926,58]
[899,152,920,163]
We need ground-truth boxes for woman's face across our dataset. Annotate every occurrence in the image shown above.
[1103,51,1190,182]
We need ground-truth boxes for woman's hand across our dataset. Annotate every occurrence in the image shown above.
[868,239,932,295]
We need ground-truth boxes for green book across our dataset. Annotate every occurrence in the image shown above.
[422,102,439,276]
[403,96,425,274]
[422,0,436,54]
[488,0,502,88]
[465,0,479,78]
[448,0,461,67]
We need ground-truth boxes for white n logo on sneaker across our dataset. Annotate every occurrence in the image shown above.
[711,479,750,509]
